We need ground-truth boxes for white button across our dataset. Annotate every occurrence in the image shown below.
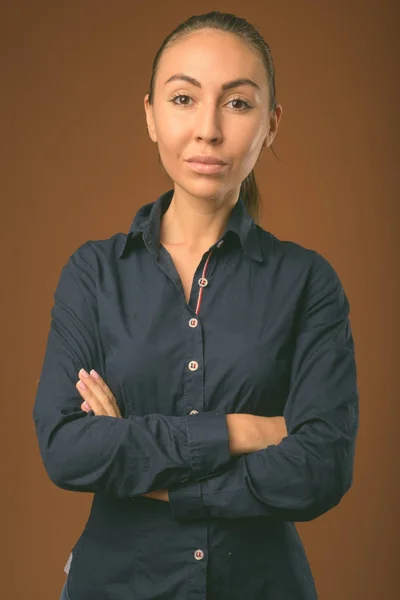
[217,240,224,248]
[189,318,198,328]
[198,277,208,287]
[194,549,204,560]
[189,409,199,415]
[188,361,199,371]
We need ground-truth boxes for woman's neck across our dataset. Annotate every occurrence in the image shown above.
[160,187,238,252]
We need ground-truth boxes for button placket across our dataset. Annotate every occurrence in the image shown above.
[183,242,223,419]
[194,248,214,315]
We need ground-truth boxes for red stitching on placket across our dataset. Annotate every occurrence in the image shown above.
[195,249,214,315]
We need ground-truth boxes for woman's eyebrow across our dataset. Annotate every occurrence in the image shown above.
[164,73,260,91]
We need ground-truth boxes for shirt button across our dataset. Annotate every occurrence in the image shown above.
[188,361,199,371]
[189,318,198,328]
[189,409,199,415]
[198,277,208,287]
[217,240,224,248]
[194,549,204,560]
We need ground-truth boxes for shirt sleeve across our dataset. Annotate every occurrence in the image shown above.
[32,242,232,498]
[168,251,359,522]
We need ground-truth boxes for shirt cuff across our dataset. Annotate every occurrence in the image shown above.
[184,409,231,477]
[169,480,208,521]
[169,410,231,521]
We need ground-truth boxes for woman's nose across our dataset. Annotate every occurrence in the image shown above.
[193,105,223,143]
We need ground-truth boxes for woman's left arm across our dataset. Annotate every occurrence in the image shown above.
[167,252,360,522]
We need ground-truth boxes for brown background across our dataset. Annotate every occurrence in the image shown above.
[1,1,398,598]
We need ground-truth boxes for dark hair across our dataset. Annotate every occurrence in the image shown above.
[147,11,280,224]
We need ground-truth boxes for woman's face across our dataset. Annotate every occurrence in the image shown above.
[144,29,282,200]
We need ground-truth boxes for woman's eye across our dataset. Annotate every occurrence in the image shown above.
[170,94,192,106]
[227,98,251,111]
[170,95,251,111]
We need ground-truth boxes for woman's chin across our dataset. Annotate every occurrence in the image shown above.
[180,176,232,195]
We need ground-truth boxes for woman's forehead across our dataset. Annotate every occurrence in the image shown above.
[157,31,265,87]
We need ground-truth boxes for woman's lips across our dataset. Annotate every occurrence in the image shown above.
[185,161,228,174]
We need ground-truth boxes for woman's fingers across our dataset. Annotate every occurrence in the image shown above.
[76,369,122,418]
[76,377,104,415]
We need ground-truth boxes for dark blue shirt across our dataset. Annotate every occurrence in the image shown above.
[33,189,359,600]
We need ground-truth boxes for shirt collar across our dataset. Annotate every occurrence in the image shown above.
[118,188,263,262]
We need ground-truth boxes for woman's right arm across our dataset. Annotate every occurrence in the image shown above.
[33,242,234,498]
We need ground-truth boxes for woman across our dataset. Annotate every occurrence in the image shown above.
[33,10,359,600]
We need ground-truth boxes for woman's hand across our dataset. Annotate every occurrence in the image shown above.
[76,368,122,418]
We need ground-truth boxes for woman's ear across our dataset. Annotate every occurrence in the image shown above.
[267,104,283,147]
[144,94,157,143]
